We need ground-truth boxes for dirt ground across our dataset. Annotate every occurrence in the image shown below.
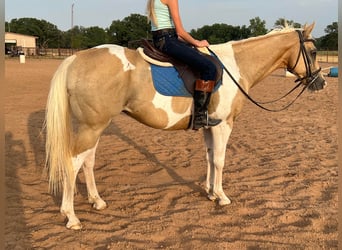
[5,58,338,249]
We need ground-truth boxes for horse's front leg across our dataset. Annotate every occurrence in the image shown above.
[82,140,107,210]
[203,123,232,205]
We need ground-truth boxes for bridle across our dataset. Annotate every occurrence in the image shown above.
[207,30,322,112]
[287,30,322,88]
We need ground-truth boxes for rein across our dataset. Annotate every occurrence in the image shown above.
[206,30,319,112]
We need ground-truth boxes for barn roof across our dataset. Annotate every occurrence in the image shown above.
[5,32,38,39]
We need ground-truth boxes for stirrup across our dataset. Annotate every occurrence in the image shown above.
[193,112,221,130]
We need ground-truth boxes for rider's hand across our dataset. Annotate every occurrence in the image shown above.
[195,39,210,48]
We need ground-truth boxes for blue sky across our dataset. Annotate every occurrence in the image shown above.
[5,0,338,38]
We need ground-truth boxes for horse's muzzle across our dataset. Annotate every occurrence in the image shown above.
[307,73,326,92]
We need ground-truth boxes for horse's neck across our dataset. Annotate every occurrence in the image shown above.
[222,32,298,89]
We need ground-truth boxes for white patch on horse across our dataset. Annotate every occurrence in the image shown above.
[152,92,191,129]
[72,144,98,170]
[210,43,240,117]
[95,44,136,72]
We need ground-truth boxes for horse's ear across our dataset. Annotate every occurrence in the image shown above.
[303,22,315,38]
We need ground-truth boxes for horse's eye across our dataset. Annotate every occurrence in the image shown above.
[311,50,317,57]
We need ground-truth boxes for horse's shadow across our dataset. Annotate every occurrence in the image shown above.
[105,120,205,194]
[27,110,46,169]
[28,111,205,202]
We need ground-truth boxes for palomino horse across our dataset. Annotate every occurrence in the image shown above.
[45,23,326,229]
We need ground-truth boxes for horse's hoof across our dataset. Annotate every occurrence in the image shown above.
[207,194,217,201]
[66,220,82,230]
[219,198,231,206]
[93,200,107,210]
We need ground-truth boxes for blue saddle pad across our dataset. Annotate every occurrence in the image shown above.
[151,64,221,97]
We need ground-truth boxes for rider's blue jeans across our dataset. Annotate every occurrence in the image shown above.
[152,30,217,81]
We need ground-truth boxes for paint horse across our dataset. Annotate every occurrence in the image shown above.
[45,23,326,229]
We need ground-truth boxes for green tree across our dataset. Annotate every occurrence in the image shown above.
[5,21,10,32]
[318,22,338,50]
[248,17,267,36]
[107,20,125,45]
[82,26,109,48]
[239,25,252,39]
[274,18,301,28]
[107,14,150,47]
[61,26,108,49]
[69,26,83,49]
[7,18,62,48]
[191,23,250,44]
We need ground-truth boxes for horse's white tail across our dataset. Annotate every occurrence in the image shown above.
[45,55,76,194]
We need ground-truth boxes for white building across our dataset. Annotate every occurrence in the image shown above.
[5,32,38,55]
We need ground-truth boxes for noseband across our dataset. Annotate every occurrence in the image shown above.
[287,30,322,88]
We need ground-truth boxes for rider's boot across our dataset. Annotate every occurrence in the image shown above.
[193,79,222,130]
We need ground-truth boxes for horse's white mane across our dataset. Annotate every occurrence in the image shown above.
[230,22,306,46]
[268,23,303,35]
[232,25,300,45]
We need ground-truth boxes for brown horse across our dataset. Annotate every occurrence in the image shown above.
[45,23,326,229]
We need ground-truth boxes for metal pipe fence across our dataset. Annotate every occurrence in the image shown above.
[6,47,81,58]
[36,48,81,58]
[317,50,338,63]
[7,47,339,63]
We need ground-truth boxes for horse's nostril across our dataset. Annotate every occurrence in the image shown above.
[308,76,326,91]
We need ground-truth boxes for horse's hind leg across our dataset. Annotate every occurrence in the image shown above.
[61,152,84,230]
[61,123,108,229]
[82,140,107,210]
[203,124,232,205]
